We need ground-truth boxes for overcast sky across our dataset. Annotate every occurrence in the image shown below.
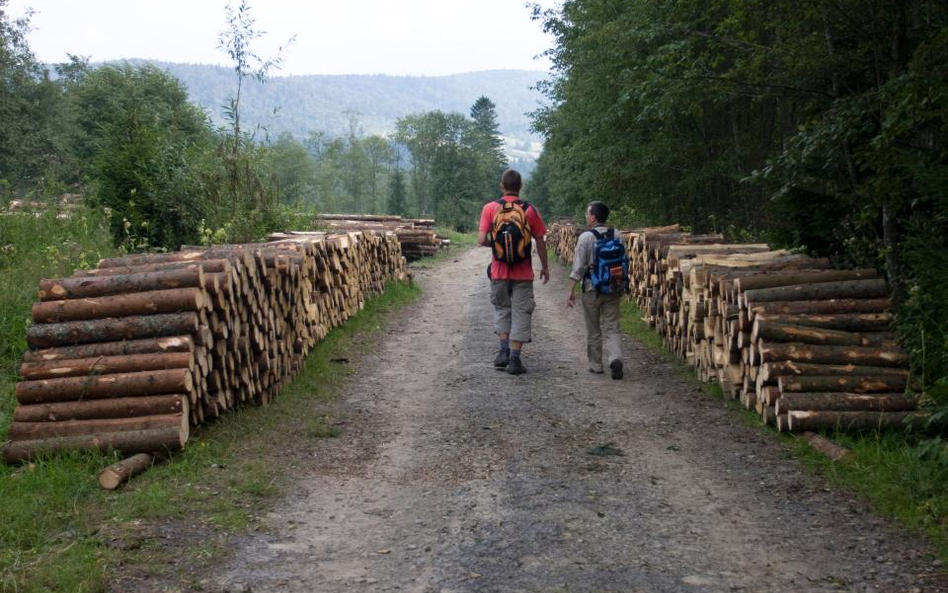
[4,0,556,76]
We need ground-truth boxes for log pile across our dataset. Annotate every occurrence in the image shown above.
[302,214,449,260]
[3,231,410,463]
[546,221,923,433]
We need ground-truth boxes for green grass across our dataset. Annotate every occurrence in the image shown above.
[0,278,421,591]
[616,294,948,563]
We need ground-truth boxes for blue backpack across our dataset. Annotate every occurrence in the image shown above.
[587,228,629,294]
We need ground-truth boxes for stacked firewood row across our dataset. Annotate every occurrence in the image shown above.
[546,221,923,433]
[308,214,449,260]
[3,231,409,463]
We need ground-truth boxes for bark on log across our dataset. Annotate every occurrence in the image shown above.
[20,352,193,380]
[758,341,909,368]
[15,368,192,404]
[98,453,156,490]
[747,299,892,320]
[743,279,889,304]
[37,268,205,301]
[2,426,188,463]
[752,320,896,347]
[13,394,186,422]
[752,313,893,332]
[26,312,199,348]
[32,288,207,323]
[787,410,929,432]
[22,335,194,362]
[802,432,853,462]
[758,361,909,385]
[777,392,917,413]
[778,374,908,393]
[735,269,878,292]
[74,259,230,277]
[7,413,187,440]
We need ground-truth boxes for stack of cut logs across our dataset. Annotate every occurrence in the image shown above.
[308,214,449,260]
[547,220,925,433]
[3,231,409,464]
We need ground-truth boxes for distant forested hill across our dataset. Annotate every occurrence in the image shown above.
[125,62,547,167]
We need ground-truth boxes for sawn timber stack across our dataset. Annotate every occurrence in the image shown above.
[3,231,409,463]
[546,220,924,433]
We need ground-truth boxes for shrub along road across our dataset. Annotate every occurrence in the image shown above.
[206,248,946,592]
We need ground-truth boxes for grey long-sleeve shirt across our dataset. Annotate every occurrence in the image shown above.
[569,225,613,291]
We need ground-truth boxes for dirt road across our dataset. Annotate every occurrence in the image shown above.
[210,247,945,593]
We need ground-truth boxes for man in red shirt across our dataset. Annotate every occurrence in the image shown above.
[477,169,550,375]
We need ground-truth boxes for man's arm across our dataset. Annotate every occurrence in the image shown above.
[477,230,491,247]
[534,235,550,284]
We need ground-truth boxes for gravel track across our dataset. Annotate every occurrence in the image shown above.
[208,247,947,593]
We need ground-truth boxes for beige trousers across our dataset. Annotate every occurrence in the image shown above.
[582,291,622,372]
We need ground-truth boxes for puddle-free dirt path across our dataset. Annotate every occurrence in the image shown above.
[210,247,945,593]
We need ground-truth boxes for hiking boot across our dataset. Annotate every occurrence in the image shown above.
[610,359,623,380]
[507,356,527,375]
[493,349,510,368]
[589,367,604,374]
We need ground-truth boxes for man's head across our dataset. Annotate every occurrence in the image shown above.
[500,169,522,196]
[586,201,610,224]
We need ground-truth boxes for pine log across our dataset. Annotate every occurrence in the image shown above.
[74,259,230,277]
[26,312,199,348]
[37,268,205,301]
[32,288,207,323]
[777,392,917,414]
[735,269,879,292]
[21,335,194,362]
[758,341,909,368]
[757,361,909,385]
[2,426,188,463]
[747,298,892,320]
[15,368,192,404]
[743,279,889,304]
[752,320,896,347]
[7,413,187,440]
[20,352,193,380]
[13,394,186,422]
[778,374,908,393]
[98,453,157,490]
[787,410,928,432]
[752,313,893,332]
[801,432,853,462]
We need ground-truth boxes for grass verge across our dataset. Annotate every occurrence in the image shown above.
[0,278,421,592]
[617,297,948,563]
[408,228,477,269]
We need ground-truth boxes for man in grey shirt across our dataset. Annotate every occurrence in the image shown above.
[566,201,624,379]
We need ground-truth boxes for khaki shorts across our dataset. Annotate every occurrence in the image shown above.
[490,280,535,343]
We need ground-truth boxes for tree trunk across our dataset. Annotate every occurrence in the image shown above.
[747,298,892,320]
[2,426,188,463]
[752,320,896,347]
[32,288,207,323]
[777,392,917,414]
[20,352,193,380]
[757,361,909,385]
[98,453,157,490]
[778,374,908,394]
[15,368,192,404]
[742,278,889,304]
[13,394,187,422]
[801,431,853,462]
[752,312,893,332]
[787,410,928,432]
[734,269,878,292]
[22,335,194,362]
[37,268,206,301]
[7,413,187,440]
[27,312,200,348]
[758,341,909,367]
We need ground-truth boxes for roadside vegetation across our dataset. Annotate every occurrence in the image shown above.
[619,298,948,563]
[0,275,420,591]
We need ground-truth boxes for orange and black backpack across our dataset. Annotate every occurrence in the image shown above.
[490,198,533,265]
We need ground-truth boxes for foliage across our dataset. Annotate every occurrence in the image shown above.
[531,0,948,392]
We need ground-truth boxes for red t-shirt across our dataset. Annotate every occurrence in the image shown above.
[479,195,548,281]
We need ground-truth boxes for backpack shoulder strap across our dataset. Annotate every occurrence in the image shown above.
[589,228,603,241]
[606,227,616,240]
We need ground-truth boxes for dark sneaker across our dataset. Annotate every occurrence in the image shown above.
[493,349,510,368]
[507,356,527,375]
[610,359,623,380]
